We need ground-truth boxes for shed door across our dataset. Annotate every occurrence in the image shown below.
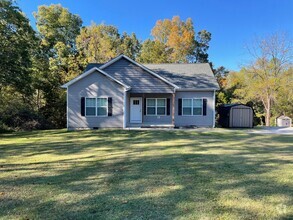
[231,108,252,128]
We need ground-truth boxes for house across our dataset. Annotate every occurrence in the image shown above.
[61,54,219,129]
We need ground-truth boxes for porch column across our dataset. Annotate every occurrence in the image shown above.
[172,93,175,127]
[123,89,127,129]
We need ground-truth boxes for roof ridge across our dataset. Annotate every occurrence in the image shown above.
[144,63,210,65]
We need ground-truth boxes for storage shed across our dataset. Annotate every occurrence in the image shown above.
[218,104,254,128]
[276,116,292,127]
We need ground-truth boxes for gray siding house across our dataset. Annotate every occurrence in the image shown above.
[62,55,219,129]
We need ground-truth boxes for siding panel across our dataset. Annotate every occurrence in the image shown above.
[103,58,174,93]
[175,91,214,127]
[68,70,124,129]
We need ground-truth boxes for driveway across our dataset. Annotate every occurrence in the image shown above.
[248,127,293,135]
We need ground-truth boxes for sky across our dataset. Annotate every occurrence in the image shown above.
[17,0,293,71]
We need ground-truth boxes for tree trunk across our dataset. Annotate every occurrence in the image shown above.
[265,98,271,126]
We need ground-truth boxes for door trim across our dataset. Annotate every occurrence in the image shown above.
[130,97,142,123]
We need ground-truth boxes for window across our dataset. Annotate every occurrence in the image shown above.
[97,98,107,116]
[146,98,166,116]
[193,99,203,115]
[182,98,203,116]
[133,100,139,105]
[157,99,166,115]
[86,98,96,116]
[85,97,108,116]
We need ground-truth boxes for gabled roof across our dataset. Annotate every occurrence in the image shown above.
[61,67,131,89]
[62,54,220,91]
[99,54,179,89]
[144,63,219,90]
[84,63,104,71]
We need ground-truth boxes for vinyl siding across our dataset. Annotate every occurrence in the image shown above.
[174,91,215,127]
[68,70,124,129]
[127,93,173,127]
[103,58,174,93]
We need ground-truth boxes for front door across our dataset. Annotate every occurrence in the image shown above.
[130,97,142,123]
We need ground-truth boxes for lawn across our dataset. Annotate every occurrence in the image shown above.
[0,129,292,219]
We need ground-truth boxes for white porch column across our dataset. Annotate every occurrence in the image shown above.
[123,89,127,129]
[213,90,216,128]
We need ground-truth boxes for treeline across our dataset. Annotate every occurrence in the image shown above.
[216,34,293,126]
[0,1,212,131]
[0,1,292,131]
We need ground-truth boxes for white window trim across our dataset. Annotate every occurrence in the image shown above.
[182,98,204,116]
[85,97,108,117]
[146,98,167,116]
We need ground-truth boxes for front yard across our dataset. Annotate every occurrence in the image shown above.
[0,129,292,219]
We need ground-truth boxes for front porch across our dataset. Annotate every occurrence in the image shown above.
[124,92,176,128]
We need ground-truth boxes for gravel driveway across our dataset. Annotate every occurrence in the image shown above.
[248,127,293,135]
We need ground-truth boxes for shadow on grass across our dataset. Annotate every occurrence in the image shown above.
[0,129,292,219]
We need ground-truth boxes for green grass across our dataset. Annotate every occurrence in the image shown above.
[0,129,292,220]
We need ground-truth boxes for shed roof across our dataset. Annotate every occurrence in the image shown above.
[277,115,291,119]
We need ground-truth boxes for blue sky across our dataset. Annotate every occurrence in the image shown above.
[18,0,293,70]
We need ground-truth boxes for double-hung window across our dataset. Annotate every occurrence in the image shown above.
[182,98,203,116]
[85,97,108,116]
[146,98,166,116]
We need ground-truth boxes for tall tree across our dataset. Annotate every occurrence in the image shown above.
[193,30,211,63]
[227,33,292,126]
[0,0,36,95]
[34,4,82,52]
[244,33,292,126]
[34,4,83,127]
[139,16,211,64]
[76,23,121,63]
[118,32,141,60]
[151,16,195,63]
[137,39,170,63]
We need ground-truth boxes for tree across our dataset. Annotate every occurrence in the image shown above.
[193,30,211,63]
[273,67,293,118]
[137,39,170,63]
[244,33,292,126]
[118,32,141,60]
[0,0,36,95]
[76,23,121,63]
[34,4,83,127]
[151,16,195,63]
[34,4,82,52]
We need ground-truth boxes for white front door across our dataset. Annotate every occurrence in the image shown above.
[130,97,142,123]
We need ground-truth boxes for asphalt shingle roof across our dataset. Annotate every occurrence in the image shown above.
[144,63,219,90]
[84,62,219,90]
[84,63,104,71]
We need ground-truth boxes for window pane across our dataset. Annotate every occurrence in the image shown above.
[157,107,165,115]
[147,107,156,115]
[97,107,107,116]
[183,107,192,115]
[157,99,165,107]
[183,99,192,107]
[193,107,202,115]
[193,99,202,107]
[86,98,96,107]
[147,99,156,106]
[86,107,96,116]
[97,98,107,107]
